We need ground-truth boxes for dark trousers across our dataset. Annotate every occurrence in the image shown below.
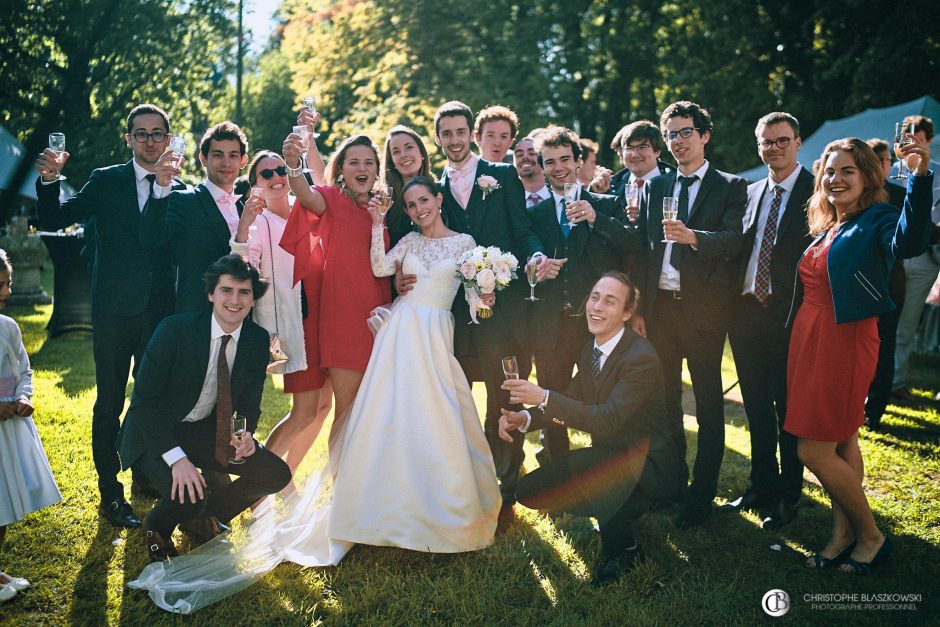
[517,445,657,556]
[93,303,171,503]
[866,306,902,426]
[648,293,727,505]
[728,296,803,505]
[533,314,591,468]
[458,321,531,504]
[132,418,291,536]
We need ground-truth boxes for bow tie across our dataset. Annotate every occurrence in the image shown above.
[217,193,239,206]
[448,166,474,181]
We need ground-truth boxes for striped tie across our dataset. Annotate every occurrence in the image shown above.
[754,185,783,304]
[591,345,603,380]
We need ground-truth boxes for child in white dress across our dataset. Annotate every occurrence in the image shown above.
[0,249,61,604]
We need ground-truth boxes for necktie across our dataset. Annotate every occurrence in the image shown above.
[591,345,603,380]
[559,199,571,238]
[218,192,239,207]
[527,192,541,207]
[448,166,473,181]
[214,335,233,467]
[754,185,783,303]
[669,175,697,268]
[145,173,156,194]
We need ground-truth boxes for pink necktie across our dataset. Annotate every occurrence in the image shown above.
[449,167,473,209]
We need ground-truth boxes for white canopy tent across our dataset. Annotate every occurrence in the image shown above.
[737,96,940,182]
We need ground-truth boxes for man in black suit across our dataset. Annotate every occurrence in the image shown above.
[500,273,683,586]
[722,112,812,529]
[34,104,185,528]
[528,126,637,467]
[633,100,746,528]
[117,255,291,561]
[402,101,561,516]
[144,121,263,313]
[607,120,675,221]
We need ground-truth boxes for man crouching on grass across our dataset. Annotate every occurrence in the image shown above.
[117,254,291,561]
[499,272,684,586]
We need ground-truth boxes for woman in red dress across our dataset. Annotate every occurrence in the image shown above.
[282,133,391,439]
[785,136,933,575]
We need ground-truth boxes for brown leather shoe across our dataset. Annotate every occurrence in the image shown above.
[178,516,228,547]
[143,522,179,562]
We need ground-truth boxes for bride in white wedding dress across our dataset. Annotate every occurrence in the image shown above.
[128,177,500,613]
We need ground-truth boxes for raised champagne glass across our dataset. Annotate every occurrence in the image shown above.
[501,356,519,380]
[662,197,678,242]
[301,96,321,139]
[48,133,66,181]
[374,183,393,217]
[625,182,640,223]
[524,258,539,301]
[892,122,915,180]
[168,136,186,168]
[229,413,247,465]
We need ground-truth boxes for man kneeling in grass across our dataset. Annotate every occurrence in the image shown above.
[500,272,684,586]
[117,254,291,561]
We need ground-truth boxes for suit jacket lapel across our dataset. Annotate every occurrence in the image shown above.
[122,160,141,223]
[193,310,212,404]
[777,168,812,240]
[464,161,487,235]
[570,187,592,256]
[745,180,769,233]
[195,184,233,247]
[594,330,634,395]
[687,167,715,222]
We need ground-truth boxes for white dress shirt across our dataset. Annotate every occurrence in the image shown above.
[525,185,551,208]
[741,164,802,295]
[446,155,480,209]
[627,165,662,206]
[659,161,710,290]
[161,315,243,466]
[204,179,241,237]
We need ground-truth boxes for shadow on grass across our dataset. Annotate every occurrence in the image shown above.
[68,517,118,625]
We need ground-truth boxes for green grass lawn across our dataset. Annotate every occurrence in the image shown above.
[2,280,939,625]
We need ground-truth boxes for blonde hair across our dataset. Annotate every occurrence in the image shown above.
[807,138,887,236]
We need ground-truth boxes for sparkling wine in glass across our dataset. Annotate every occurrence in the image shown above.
[501,356,519,380]
[662,197,679,242]
[300,96,321,139]
[524,259,539,301]
[892,122,914,180]
[563,182,579,204]
[374,184,393,217]
[168,136,186,168]
[48,133,66,180]
[625,183,640,223]
[229,413,247,465]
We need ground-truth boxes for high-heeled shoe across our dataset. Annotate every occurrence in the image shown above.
[803,541,856,570]
[839,535,892,576]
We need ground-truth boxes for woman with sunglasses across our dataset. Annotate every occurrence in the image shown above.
[231,150,332,474]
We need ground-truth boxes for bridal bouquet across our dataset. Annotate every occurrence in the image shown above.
[455,245,518,322]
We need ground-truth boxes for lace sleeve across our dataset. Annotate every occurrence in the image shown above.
[371,226,410,277]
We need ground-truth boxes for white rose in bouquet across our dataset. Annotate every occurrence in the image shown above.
[477,268,497,293]
[459,261,477,280]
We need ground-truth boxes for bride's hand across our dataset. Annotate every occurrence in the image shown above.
[481,292,495,307]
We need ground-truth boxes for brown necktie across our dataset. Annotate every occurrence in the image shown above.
[214,334,233,467]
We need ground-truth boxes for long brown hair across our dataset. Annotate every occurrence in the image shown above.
[382,126,432,245]
[324,134,380,187]
[807,138,887,236]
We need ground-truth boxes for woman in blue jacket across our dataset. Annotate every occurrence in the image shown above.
[784,135,932,575]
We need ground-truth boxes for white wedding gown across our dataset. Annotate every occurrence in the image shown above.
[128,227,500,613]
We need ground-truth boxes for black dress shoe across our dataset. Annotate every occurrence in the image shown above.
[142,522,179,562]
[179,516,229,547]
[717,489,771,514]
[675,502,711,529]
[762,500,797,529]
[101,499,142,528]
[590,545,645,587]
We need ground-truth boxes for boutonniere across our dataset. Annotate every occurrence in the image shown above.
[477,175,500,200]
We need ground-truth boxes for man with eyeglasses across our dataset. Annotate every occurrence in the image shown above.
[633,100,746,529]
[721,112,812,530]
[34,103,186,529]
[608,120,675,216]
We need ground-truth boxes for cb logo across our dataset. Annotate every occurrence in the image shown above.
[762,589,790,617]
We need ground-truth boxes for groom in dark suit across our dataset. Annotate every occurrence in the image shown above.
[722,112,812,529]
[528,126,638,467]
[633,100,746,528]
[500,273,683,586]
[422,101,562,514]
[118,254,291,561]
[34,103,186,528]
[143,121,262,313]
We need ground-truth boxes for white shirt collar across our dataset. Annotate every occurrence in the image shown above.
[551,181,581,202]
[204,178,236,203]
[766,163,803,194]
[629,166,662,185]
[678,160,709,181]
[447,154,479,175]
[132,159,153,183]
[594,327,625,358]
[535,185,551,199]
[210,313,243,343]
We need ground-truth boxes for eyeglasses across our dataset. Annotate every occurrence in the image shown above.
[623,143,653,153]
[664,127,697,142]
[757,137,794,150]
[131,131,168,143]
[258,165,288,180]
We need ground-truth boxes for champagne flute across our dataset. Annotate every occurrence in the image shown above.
[662,197,678,242]
[300,96,322,139]
[374,183,393,217]
[229,413,247,465]
[625,182,640,223]
[168,136,186,168]
[501,356,519,380]
[563,182,579,204]
[48,133,66,180]
[892,122,915,180]
[524,258,539,301]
